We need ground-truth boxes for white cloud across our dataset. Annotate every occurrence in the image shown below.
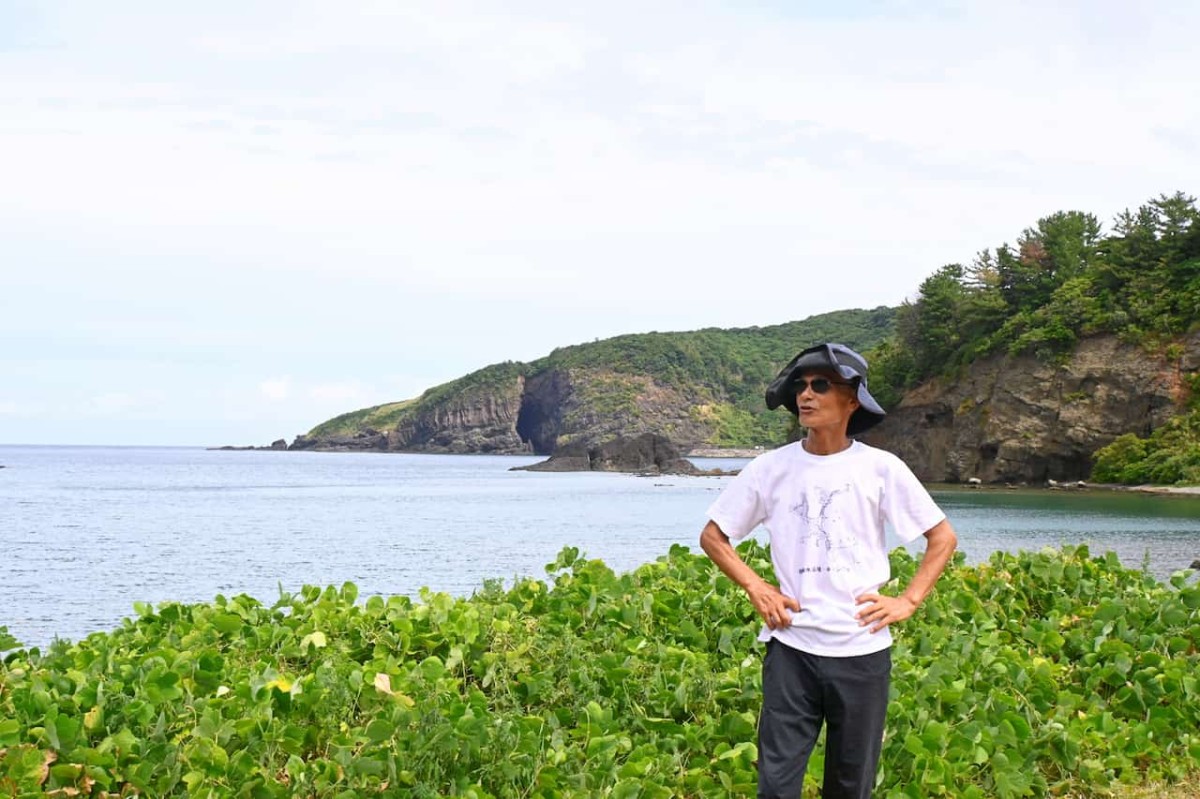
[306,381,374,404]
[1,0,1197,445]
[259,379,292,402]
[83,390,168,417]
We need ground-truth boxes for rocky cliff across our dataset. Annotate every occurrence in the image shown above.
[294,308,897,455]
[292,328,1198,480]
[291,366,713,455]
[389,376,526,453]
[867,332,1200,483]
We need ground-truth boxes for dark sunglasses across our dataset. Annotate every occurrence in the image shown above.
[793,377,855,394]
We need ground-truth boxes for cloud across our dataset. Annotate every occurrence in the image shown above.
[83,390,168,417]
[259,379,292,402]
[2,0,1198,445]
[307,382,366,403]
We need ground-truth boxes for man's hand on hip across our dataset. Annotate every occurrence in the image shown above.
[853,593,918,633]
[748,581,802,630]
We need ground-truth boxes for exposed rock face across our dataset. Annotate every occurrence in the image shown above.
[867,333,1200,484]
[293,331,1197,475]
[513,433,702,474]
[389,378,527,454]
[289,429,390,452]
[515,370,570,454]
[542,370,710,455]
[293,367,711,455]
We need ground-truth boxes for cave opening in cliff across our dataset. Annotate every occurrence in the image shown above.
[516,403,554,455]
[516,371,568,455]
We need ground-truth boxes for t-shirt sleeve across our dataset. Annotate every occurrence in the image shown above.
[705,457,766,541]
[881,454,946,543]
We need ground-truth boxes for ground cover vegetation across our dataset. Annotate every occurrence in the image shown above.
[2,544,1198,797]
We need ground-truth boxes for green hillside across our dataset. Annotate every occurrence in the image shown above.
[306,190,1198,468]
[876,191,1200,483]
[306,307,897,449]
[879,191,1198,388]
[542,310,894,403]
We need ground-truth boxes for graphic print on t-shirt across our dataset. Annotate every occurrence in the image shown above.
[788,483,864,576]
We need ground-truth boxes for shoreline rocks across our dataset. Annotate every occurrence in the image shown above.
[687,447,766,459]
[208,439,289,452]
[513,433,737,476]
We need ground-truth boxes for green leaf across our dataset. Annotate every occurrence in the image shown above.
[0,717,22,746]
[364,719,394,744]
[211,613,243,635]
[300,631,328,650]
[0,626,22,650]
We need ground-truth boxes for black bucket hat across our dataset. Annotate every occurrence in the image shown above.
[765,342,886,435]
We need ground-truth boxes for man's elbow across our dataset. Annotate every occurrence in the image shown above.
[699,520,726,556]
[931,520,958,553]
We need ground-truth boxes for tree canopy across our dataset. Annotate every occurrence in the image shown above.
[873,192,1200,397]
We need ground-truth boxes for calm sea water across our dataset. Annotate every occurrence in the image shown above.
[2,445,1199,649]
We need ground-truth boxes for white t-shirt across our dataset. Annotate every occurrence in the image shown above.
[706,439,945,657]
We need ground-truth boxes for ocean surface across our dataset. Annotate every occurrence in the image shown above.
[2,445,1199,649]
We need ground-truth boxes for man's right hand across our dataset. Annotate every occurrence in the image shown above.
[699,520,801,630]
[747,580,801,629]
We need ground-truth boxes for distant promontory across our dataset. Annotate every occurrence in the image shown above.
[283,191,1200,487]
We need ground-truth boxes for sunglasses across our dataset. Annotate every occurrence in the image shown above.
[793,377,855,394]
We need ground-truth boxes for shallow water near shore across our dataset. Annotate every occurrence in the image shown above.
[2,445,1198,649]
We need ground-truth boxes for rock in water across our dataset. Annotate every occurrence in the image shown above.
[513,433,701,475]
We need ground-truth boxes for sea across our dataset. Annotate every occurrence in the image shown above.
[2,445,1199,649]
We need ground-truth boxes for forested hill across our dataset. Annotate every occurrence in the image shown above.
[868,191,1200,485]
[873,191,1199,394]
[297,191,1199,483]
[294,307,897,454]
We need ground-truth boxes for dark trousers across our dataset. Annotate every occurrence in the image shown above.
[758,639,891,799]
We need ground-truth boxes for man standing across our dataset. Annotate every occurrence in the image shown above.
[699,343,958,799]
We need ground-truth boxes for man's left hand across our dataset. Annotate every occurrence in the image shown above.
[853,593,917,633]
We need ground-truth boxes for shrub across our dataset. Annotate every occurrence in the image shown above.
[2,544,1197,797]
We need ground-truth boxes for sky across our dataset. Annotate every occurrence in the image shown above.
[1,0,1197,446]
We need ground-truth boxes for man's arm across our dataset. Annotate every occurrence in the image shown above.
[854,518,958,634]
[700,520,800,630]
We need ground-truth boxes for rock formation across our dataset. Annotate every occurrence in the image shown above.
[288,429,390,452]
[867,332,1200,484]
[389,378,527,453]
[290,322,1197,486]
[292,367,712,456]
[210,438,291,451]
[512,433,703,475]
[292,308,895,456]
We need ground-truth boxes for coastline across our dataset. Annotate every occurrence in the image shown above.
[687,447,766,458]
[1126,484,1200,495]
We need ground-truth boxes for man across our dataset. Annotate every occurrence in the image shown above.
[699,343,958,799]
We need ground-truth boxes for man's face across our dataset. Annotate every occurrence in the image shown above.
[794,369,860,433]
